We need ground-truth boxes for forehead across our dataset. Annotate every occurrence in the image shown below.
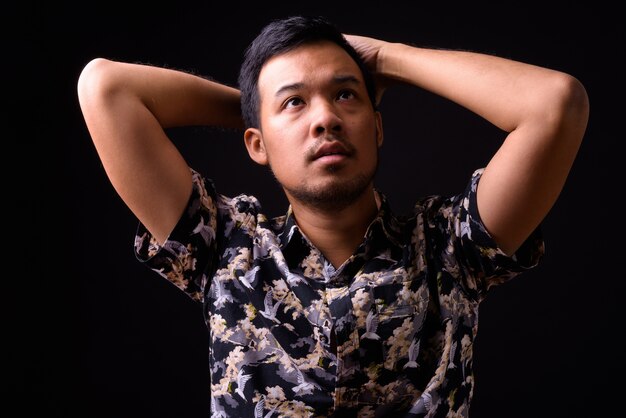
[258,41,363,97]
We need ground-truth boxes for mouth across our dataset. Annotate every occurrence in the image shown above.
[312,141,351,162]
[314,153,349,165]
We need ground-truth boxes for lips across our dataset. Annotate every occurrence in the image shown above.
[312,141,351,160]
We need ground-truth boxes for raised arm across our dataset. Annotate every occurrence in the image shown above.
[346,35,589,255]
[77,58,243,244]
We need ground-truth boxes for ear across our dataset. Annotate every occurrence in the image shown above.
[244,128,268,166]
[375,111,383,147]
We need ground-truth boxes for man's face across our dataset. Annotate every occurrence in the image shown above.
[244,41,383,211]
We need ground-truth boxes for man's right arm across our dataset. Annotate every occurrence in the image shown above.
[77,58,242,244]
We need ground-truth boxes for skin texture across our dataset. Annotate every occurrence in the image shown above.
[346,34,589,256]
[77,32,588,266]
[243,42,383,266]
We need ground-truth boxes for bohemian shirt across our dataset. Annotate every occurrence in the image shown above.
[134,167,544,418]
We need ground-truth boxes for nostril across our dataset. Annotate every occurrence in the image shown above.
[315,126,325,134]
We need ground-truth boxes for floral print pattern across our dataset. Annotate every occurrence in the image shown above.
[134,167,544,417]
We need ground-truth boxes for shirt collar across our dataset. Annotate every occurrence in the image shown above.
[277,190,404,255]
[365,189,403,249]
[277,205,300,249]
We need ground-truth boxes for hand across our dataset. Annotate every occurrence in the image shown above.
[344,34,391,105]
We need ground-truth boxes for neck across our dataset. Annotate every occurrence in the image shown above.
[286,186,380,268]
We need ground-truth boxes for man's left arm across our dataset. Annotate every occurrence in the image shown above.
[347,35,590,255]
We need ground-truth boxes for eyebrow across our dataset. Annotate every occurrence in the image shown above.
[274,75,361,98]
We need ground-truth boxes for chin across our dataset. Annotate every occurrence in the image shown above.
[285,174,374,211]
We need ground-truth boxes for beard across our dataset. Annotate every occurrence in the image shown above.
[270,157,378,212]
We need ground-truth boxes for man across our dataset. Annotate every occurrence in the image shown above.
[77,15,588,417]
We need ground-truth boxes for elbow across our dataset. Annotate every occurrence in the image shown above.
[551,73,590,142]
[77,58,118,106]
[561,74,589,121]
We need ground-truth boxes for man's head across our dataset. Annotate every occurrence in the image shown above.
[239,16,383,212]
[238,15,377,129]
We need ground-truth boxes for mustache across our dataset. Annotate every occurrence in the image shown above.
[305,135,356,161]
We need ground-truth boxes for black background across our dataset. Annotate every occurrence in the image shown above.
[12,2,624,417]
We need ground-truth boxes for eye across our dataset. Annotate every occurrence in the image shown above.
[337,90,355,101]
[283,96,305,109]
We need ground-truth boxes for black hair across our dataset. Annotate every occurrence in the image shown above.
[238,15,377,129]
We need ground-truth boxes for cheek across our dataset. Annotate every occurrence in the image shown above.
[349,117,379,147]
[263,120,307,162]
[264,140,299,176]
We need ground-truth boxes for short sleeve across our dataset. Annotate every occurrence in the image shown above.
[134,168,219,302]
[425,168,545,302]
[459,168,545,297]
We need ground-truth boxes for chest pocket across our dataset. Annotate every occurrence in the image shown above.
[373,281,416,319]
[362,275,429,373]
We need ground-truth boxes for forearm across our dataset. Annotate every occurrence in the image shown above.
[378,43,577,132]
[78,58,243,130]
[77,58,243,243]
[374,41,588,255]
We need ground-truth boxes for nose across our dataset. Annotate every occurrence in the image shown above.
[310,99,343,138]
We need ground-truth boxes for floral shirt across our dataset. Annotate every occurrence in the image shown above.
[134,167,543,418]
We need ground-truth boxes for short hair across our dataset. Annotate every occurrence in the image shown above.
[238,15,378,129]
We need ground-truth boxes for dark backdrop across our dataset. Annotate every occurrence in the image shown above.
[14,2,624,417]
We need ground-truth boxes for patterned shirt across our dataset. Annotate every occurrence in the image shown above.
[134,167,544,418]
